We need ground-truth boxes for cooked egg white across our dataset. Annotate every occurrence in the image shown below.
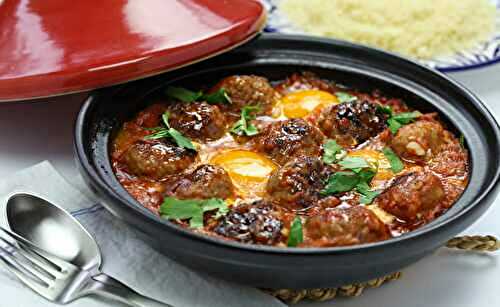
[274,90,339,119]
[210,149,278,197]
[367,204,395,224]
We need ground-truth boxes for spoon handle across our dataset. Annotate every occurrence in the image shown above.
[85,273,174,307]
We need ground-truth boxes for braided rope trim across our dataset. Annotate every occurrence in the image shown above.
[266,235,499,304]
[446,235,500,252]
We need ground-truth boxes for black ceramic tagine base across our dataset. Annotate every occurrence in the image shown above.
[75,34,500,289]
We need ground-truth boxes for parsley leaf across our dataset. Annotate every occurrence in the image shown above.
[387,118,403,134]
[338,156,370,172]
[356,181,381,204]
[358,168,377,182]
[167,128,196,150]
[322,139,343,164]
[202,198,229,219]
[166,86,231,104]
[392,111,422,124]
[321,171,360,195]
[459,134,465,148]
[230,105,261,136]
[321,157,380,204]
[382,147,404,173]
[159,197,228,228]
[166,86,203,102]
[377,105,393,116]
[287,216,303,247]
[377,105,421,134]
[201,88,232,104]
[336,92,357,103]
[144,112,196,150]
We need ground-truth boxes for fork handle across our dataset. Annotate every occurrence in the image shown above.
[85,273,174,307]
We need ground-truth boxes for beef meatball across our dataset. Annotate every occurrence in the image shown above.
[210,75,279,115]
[253,119,325,165]
[122,140,196,179]
[167,102,227,142]
[274,71,339,95]
[214,201,285,245]
[303,206,391,247]
[376,171,445,222]
[170,164,235,200]
[267,156,333,211]
[390,119,451,163]
[133,103,167,128]
[317,100,387,147]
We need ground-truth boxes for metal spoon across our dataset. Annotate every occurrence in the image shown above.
[5,193,173,307]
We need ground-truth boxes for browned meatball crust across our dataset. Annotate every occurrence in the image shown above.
[122,140,196,179]
[376,171,445,222]
[266,156,333,211]
[390,119,451,163]
[253,119,325,165]
[214,201,286,245]
[303,206,391,247]
[317,100,388,147]
[274,71,339,95]
[167,102,227,142]
[133,103,168,128]
[210,75,279,115]
[170,164,235,200]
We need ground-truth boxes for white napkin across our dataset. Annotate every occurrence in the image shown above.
[0,161,285,307]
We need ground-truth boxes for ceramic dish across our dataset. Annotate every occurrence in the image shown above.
[262,0,500,72]
[0,0,265,102]
[75,35,500,289]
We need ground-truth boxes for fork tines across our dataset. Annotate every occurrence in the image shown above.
[0,226,63,289]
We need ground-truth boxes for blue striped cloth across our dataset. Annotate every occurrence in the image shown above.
[0,161,283,307]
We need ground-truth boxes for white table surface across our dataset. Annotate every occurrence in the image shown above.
[0,65,499,307]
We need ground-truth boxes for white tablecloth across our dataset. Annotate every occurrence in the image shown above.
[0,64,499,307]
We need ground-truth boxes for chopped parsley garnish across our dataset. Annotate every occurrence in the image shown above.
[338,156,370,172]
[159,197,228,228]
[336,92,357,103]
[203,88,232,105]
[165,86,231,104]
[166,86,203,103]
[382,147,404,173]
[392,111,422,124]
[356,181,381,204]
[287,216,304,247]
[230,105,261,136]
[387,118,403,134]
[377,105,393,115]
[144,112,196,150]
[459,134,465,148]
[377,105,422,134]
[321,171,360,195]
[321,156,380,204]
[322,139,343,164]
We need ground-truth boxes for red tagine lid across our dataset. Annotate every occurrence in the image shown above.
[0,0,266,101]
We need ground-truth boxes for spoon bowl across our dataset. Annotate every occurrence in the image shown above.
[6,193,101,271]
[4,193,173,307]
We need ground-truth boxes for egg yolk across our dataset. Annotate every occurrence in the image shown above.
[210,150,278,197]
[275,90,339,118]
[347,149,395,186]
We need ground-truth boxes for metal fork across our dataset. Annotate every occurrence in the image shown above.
[0,226,172,306]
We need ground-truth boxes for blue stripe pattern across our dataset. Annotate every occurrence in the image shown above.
[262,0,500,72]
